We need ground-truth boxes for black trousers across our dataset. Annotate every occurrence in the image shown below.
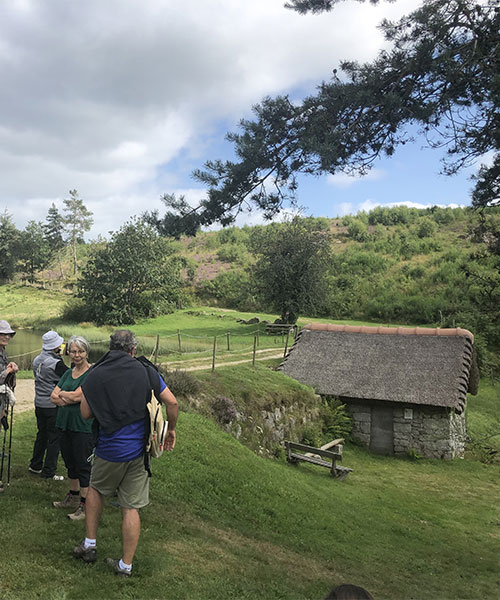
[59,429,94,487]
[30,407,60,477]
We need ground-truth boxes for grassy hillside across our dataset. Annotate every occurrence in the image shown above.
[2,397,499,600]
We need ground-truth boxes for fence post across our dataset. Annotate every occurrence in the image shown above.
[177,329,182,353]
[283,329,290,357]
[212,336,217,372]
[252,335,257,368]
[226,332,230,351]
[256,331,259,347]
[154,334,160,366]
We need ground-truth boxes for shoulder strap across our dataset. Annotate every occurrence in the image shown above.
[136,356,161,399]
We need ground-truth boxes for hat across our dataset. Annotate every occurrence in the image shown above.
[0,320,16,336]
[42,330,64,351]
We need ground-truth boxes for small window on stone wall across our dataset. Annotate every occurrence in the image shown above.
[404,408,413,420]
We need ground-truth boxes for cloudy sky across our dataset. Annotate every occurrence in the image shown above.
[0,0,484,238]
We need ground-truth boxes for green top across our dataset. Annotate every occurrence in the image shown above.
[55,368,93,433]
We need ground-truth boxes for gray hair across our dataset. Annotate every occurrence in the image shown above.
[109,329,137,353]
[67,335,90,355]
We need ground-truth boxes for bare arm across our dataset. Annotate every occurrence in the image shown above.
[159,386,178,451]
[0,362,19,384]
[80,392,93,420]
[50,385,65,406]
[58,386,85,405]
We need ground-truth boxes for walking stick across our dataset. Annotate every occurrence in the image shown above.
[1,372,16,487]
[0,404,8,485]
[7,402,13,485]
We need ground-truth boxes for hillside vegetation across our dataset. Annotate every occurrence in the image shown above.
[1,205,499,374]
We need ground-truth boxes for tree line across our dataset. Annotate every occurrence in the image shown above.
[0,189,93,283]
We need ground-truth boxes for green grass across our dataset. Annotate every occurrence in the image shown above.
[0,283,68,328]
[2,395,500,600]
[466,381,500,452]
[1,288,424,368]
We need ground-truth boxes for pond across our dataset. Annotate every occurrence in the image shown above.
[5,330,110,370]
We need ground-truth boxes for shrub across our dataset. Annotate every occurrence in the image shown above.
[210,396,238,425]
[320,396,353,440]
[61,297,90,322]
[162,369,201,397]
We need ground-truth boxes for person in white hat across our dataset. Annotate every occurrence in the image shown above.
[29,330,69,479]
[0,320,18,423]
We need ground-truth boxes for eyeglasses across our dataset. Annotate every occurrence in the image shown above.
[0,333,13,338]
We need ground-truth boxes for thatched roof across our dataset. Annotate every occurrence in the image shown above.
[280,324,477,413]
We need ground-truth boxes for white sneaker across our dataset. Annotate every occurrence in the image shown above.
[41,474,64,481]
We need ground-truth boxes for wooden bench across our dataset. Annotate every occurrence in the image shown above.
[285,439,352,480]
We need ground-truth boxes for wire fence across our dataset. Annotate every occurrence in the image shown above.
[8,326,299,371]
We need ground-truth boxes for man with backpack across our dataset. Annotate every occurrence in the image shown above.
[59,329,177,576]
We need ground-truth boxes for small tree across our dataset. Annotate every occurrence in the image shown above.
[44,203,65,252]
[78,220,184,325]
[0,211,21,283]
[250,217,332,323]
[63,189,93,275]
[18,221,51,284]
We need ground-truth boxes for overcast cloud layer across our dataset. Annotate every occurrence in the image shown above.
[1,0,434,237]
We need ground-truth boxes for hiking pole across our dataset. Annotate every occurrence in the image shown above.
[0,405,8,485]
[7,402,13,486]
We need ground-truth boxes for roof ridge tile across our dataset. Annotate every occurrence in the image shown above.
[303,323,474,342]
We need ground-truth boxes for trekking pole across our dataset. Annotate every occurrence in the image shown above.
[0,405,8,484]
[7,403,13,486]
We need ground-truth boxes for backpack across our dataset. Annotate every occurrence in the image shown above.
[136,356,168,460]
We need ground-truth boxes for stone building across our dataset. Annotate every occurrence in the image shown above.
[280,323,478,459]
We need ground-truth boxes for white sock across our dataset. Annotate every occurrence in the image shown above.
[119,559,132,572]
[84,538,96,548]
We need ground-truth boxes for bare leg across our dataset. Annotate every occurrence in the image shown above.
[85,486,103,540]
[80,486,88,499]
[121,507,140,565]
[69,477,80,493]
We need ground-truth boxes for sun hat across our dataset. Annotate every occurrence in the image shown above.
[0,320,16,336]
[42,330,64,351]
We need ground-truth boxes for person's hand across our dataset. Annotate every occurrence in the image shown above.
[7,362,18,373]
[164,430,176,452]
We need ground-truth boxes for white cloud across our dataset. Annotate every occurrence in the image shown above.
[327,169,386,188]
[0,0,422,237]
[358,199,465,214]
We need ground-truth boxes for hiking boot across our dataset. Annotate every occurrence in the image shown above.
[53,492,80,509]
[106,558,132,577]
[67,503,86,521]
[28,466,42,474]
[73,540,97,563]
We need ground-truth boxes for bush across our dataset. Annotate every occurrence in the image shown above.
[320,396,353,440]
[162,369,201,397]
[210,396,238,425]
[61,297,90,322]
[216,243,249,264]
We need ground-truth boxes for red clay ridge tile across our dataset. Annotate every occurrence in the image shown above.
[303,323,474,342]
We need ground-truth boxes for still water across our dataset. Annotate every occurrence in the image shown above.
[6,330,110,370]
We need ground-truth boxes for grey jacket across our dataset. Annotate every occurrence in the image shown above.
[33,350,69,409]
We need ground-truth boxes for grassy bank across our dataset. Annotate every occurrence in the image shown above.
[1,404,499,600]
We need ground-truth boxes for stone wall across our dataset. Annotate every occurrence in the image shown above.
[345,398,466,459]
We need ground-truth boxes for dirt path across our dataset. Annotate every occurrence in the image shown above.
[11,379,35,414]
[162,349,285,371]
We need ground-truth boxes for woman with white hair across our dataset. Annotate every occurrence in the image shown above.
[51,336,94,521]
